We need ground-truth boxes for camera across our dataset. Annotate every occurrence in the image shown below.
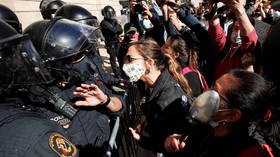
[134,0,144,13]
[134,0,150,13]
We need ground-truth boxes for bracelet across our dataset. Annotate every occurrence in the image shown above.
[99,95,111,107]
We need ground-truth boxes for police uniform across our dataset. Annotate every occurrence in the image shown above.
[100,6,123,78]
[0,103,78,157]
[20,17,125,156]
[29,78,124,156]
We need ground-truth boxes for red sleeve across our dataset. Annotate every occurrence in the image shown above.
[240,29,258,52]
[208,23,227,55]
[238,144,274,157]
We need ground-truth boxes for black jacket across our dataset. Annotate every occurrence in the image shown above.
[28,78,125,156]
[100,18,123,45]
[139,70,193,152]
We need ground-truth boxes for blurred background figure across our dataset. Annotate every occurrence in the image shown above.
[100,5,124,79]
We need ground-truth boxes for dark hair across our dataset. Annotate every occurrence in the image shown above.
[130,39,192,95]
[168,35,199,69]
[260,20,280,151]
[225,70,280,151]
[226,69,269,120]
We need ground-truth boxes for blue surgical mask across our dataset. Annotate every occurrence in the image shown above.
[142,19,153,30]
[274,11,280,19]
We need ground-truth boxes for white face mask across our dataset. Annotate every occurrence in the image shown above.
[230,30,241,46]
[274,11,280,19]
[122,62,146,82]
[142,19,153,30]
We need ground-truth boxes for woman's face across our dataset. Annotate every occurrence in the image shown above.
[212,73,242,136]
[124,45,146,64]
[122,45,147,82]
[213,74,231,111]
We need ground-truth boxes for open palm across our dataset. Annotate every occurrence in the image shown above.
[73,84,107,107]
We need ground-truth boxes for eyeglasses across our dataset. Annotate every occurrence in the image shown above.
[217,93,234,112]
[124,55,145,63]
[210,84,233,112]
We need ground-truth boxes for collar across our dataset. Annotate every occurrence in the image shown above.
[148,69,175,101]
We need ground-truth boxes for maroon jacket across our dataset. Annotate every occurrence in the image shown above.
[208,23,258,81]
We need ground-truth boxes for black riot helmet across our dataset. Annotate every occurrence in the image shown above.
[55,4,98,26]
[24,18,96,61]
[0,4,22,33]
[0,20,52,92]
[55,4,99,52]
[102,5,116,20]
[39,0,66,19]
[24,18,97,86]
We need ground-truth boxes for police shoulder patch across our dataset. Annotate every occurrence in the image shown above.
[49,132,77,157]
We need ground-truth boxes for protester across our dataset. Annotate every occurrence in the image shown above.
[161,34,209,97]
[124,39,194,155]
[164,69,278,156]
[208,0,258,81]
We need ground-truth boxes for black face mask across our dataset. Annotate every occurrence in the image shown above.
[47,54,100,88]
[67,55,99,82]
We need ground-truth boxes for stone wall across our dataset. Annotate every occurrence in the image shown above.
[0,0,123,29]
[0,0,204,30]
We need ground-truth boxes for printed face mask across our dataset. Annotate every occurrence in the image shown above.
[122,62,146,82]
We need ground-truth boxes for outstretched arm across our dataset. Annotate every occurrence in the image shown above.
[73,84,122,112]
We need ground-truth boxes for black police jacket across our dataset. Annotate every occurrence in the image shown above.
[139,70,193,152]
[100,18,123,45]
[28,78,125,156]
[0,103,78,157]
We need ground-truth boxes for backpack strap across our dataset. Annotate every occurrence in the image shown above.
[260,144,275,157]
[182,67,209,91]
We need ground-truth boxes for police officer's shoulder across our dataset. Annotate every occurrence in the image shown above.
[0,107,78,157]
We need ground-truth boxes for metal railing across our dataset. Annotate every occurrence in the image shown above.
[104,83,143,157]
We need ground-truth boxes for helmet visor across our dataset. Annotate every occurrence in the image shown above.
[43,19,97,60]
[0,35,53,87]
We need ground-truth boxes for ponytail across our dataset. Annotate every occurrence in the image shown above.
[165,53,193,96]
[188,48,199,70]
[131,39,193,96]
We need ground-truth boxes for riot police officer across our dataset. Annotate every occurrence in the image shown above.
[0,4,22,33]
[100,5,124,79]
[0,20,78,157]
[55,4,104,42]
[24,18,124,156]
[39,0,65,19]
[54,4,123,88]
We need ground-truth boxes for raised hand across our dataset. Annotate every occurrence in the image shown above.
[142,1,153,17]
[73,84,108,107]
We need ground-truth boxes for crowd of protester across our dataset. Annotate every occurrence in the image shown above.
[0,0,280,157]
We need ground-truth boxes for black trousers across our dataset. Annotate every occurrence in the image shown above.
[106,42,123,78]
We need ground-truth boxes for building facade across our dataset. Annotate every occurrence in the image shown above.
[0,0,203,30]
[0,0,123,29]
